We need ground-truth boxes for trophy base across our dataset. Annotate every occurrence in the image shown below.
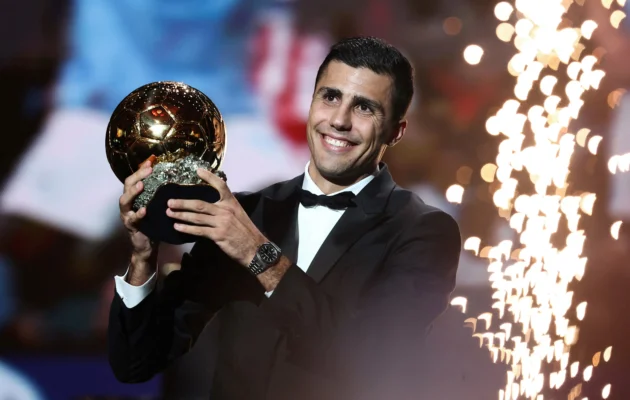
[138,183,220,244]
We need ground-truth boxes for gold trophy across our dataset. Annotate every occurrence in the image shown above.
[105,81,227,244]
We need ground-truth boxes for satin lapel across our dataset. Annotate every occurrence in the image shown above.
[306,164,396,283]
[261,176,303,263]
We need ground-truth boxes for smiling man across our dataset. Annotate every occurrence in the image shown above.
[308,60,403,190]
[108,36,461,400]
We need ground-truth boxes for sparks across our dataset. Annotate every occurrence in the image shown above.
[451,0,620,398]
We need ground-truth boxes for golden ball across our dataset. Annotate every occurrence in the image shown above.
[105,81,226,183]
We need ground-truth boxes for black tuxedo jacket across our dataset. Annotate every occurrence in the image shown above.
[108,164,461,400]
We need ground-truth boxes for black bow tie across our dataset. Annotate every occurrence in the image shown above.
[298,189,356,210]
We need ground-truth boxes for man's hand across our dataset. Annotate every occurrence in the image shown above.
[167,168,268,268]
[119,160,159,285]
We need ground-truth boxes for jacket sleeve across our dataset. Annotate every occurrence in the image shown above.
[107,240,264,383]
[260,209,461,399]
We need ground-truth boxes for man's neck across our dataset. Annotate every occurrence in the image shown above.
[307,162,377,195]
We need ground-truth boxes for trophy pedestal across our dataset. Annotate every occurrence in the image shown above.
[138,183,220,244]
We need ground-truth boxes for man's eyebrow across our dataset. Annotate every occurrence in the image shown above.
[316,86,385,114]
[316,86,342,96]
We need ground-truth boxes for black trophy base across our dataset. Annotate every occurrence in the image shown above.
[137,183,220,244]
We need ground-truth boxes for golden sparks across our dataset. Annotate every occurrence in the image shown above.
[449,0,622,398]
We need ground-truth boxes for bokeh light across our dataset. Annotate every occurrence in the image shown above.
[449,0,621,398]
[444,17,463,35]
[464,45,485,65]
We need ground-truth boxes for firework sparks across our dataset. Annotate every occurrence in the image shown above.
[447,0,621,397]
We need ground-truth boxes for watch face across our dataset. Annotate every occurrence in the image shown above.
[259,243,279,264]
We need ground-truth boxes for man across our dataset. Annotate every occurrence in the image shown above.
[109,37,461,400]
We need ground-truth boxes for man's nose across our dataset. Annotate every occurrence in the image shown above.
[330,105,352,131]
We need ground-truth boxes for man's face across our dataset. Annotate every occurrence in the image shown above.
[307,61,404,183]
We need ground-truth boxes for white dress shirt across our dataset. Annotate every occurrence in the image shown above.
[114,163,377,308]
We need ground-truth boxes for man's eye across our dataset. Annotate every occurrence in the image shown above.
[357,104,372,112]
[324,94,337,102]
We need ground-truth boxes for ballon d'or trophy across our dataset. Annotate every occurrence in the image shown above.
[105,81,227,244]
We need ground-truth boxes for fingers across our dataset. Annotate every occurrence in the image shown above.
[131,206,147,221]
[121,206,147,232]
[197,168,230,200]
[120,164,153,213]
[167,199,222,215]
[173,222,209,237]
[119,181,143,213]
[124,161,153,193]
[166,209,216,227]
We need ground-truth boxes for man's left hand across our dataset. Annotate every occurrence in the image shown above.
[167,169,267,268]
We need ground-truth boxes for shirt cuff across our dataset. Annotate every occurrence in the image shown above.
[114,266,157,308]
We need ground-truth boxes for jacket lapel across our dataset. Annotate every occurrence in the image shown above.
[261,175,303,263]
[306,164,396,283]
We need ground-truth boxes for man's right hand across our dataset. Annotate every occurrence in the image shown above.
[119,160,158,285]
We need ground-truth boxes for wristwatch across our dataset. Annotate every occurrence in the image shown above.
[248,241,282,275]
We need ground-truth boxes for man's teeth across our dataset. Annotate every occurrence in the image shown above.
[324,136,351,147]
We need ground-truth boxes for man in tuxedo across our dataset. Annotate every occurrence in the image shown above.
[108,36,461,400]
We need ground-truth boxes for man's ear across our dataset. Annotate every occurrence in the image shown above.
[387,120,407,147]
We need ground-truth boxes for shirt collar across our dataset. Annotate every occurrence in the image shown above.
[302,162,379,196]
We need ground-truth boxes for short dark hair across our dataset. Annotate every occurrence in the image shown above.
[314,36,414,122]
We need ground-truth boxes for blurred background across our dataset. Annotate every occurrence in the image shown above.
[1,0,630,399]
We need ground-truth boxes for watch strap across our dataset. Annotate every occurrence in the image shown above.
[248,242,281,275]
